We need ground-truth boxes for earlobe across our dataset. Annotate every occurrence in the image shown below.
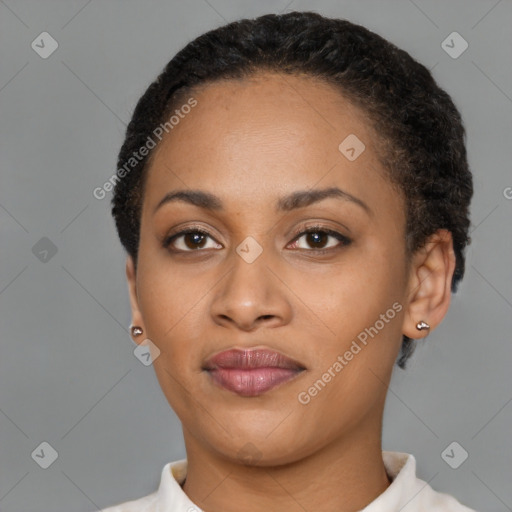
[126,255,145,345]
[402,229,456,339]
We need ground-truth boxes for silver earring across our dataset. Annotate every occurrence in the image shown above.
[131,326,143,337]
[416,320,430,331]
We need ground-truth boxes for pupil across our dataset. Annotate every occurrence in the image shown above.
[186,233,205,249]
[308,232,326,248]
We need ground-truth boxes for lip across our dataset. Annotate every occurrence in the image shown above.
[203,348,306,397]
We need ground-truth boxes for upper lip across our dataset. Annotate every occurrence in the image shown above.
[203,348,306,371]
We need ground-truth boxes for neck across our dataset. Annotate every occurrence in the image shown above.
[181,419,391,512]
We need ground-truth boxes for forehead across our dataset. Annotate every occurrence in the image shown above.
[142,72,394,213]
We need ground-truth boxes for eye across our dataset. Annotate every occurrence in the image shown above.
[287,226,351,253]
[162,225,351,254]
[163,228,222,252]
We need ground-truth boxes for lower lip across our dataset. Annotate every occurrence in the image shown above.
[206,367,303,397]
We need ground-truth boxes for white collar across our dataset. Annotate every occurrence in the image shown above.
[101,451,477,511]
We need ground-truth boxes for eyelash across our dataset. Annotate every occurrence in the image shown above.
[162,225,352,255]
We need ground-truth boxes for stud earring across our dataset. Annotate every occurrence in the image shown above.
[131,326,143,337]
[416,320,430,331]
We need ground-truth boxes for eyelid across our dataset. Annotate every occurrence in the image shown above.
[287,223,352,251]
[163,222,352,253]
[162,224,217,248]
[288,222,350,240]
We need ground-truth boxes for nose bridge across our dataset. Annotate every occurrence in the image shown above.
[226,236,273,306]
[210,235,290,329]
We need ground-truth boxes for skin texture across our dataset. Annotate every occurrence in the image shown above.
[126,71,456,512]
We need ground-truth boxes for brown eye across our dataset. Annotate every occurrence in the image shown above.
[288,227,351,252]
[163,229,222,252]
[304,231,330,249]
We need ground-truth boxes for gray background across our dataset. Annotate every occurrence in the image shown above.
[1,0,511,511]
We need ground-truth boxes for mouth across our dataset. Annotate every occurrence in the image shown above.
[203,348,306,397]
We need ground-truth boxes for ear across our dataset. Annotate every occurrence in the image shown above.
[126,255,145,345]
[402,229,456,339]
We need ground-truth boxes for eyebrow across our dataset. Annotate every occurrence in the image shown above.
[153,186,371,215]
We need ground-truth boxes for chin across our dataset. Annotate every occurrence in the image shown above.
[203,427,309,467]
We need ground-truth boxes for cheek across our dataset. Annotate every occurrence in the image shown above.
[294,249,404,342]
[291,263,404,433]
[135,258,206,354]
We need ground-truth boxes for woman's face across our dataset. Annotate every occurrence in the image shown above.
[129,72,415,464]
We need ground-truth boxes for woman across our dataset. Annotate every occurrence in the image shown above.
[104,11,476,512]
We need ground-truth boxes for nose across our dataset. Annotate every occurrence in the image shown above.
[209,250,293,332]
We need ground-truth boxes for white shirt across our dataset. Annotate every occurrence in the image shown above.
[99,451,477,511]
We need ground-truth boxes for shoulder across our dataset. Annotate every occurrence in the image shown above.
[412,481,478,512]
[374,451,478,512]
[98,490,159,512]
[97,460,190,512]
[424,494,477,511]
